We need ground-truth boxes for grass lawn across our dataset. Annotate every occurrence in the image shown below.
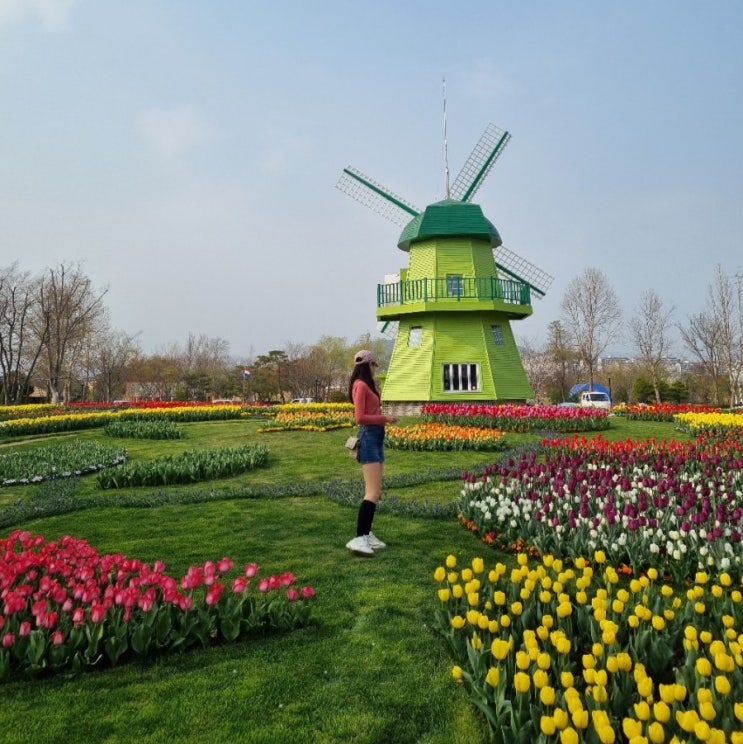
[0,415,687,743]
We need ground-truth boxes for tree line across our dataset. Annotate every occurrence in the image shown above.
[2,261,741,406]
[523,264,743,407]
[0,261,387,404]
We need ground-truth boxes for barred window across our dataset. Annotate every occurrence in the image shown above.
[408,326,422,347]
[491,324,504,345]
[442,363,480,392]
[446,274,463,297]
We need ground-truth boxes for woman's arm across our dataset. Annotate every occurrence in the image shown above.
[352,380,389,425]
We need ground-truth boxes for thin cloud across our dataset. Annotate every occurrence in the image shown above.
[0,0,77,31]
[138,105,217,158]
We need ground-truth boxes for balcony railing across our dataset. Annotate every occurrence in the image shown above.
[377,277,531,308]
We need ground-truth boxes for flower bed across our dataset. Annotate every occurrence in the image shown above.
[257,405,355,433]
[675,410,743,437]
[457,434,743,582]
[421,404,610,433]
[613,403,720,422]
[0,405,246,438]
[385,423,508,452]
[103,420,183,440]
[0,530,316,681]
[96,444,269,489]
[433,552,743,743]
[0,442,127,486]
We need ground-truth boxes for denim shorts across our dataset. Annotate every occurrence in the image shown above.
[357,424,385,464]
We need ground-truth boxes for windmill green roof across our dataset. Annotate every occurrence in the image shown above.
[397,199,502,252]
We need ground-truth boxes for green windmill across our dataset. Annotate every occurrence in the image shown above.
[336,122,552,412]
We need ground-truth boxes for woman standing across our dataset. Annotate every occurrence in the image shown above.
[346,349,398,556]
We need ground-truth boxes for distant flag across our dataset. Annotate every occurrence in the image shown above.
[243,369,251,380]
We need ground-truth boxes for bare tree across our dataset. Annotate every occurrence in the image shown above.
[629,289,675,403]
[91,328,142,402]
[545,320,578,402]
[560,268,622,390]
[518,336,554,403]
[678,312,723,405]
[679,265,743,406]
[33,263,108,403]
[0,264,46,403]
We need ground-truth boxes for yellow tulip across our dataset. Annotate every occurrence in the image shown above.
[433,566,446,582]
[695,657,713,676]
[637,676,653,698]
[450,615,465,629]
[493,590,506,606]
[491,638,510,661]
[447,571,458,583]
[540,716,556,736]
[514,672,530,694]
[471,557,484,574]
[533,669,549,689]
[653,701,671,723]
[437,588,450,602]
[634,700,651,720]
[560,671,574,688]
[676,709,699,733]
[451,665,463,680]
[452,584,463,599]
[445,555,457,569]
[540,686,556,706]
[622,718,643,739]
[699,701,716,722]
[537,652,551,670]
[694,720,711,740]
[485,666,500,688]
[553,708,569,730]
[648,721,665,744]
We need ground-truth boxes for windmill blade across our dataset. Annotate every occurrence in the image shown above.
[378,320,399,341]
[336,167,421,227]
[450,124,511,203]
[494,245,553,299]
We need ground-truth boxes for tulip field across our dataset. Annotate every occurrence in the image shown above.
[0,401,741,742]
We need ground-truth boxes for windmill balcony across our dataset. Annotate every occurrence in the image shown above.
[376,276,533,319]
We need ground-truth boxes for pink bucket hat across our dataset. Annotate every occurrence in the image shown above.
[353,349,378,366]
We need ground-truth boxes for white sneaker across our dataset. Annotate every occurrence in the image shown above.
[366,532,386,550]
[346,535,375,557]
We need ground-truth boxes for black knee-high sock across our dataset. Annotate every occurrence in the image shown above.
[356,499,377,536]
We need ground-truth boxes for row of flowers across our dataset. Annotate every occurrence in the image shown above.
[256,407,355,433]
[457,433,743,583]
[434,552,743,743]
[675,410,743,437]
[386,423,507,452]
[612,403,721,422]
[421,404,611,433]
[0,530,316,680]
[0,405,248,437]
[0,442,127,487]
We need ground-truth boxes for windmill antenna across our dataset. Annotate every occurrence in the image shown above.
[443,77,450,199]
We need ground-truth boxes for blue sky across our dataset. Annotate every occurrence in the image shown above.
[2,1,741,359]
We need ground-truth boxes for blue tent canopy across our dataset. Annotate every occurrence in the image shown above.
[569,382,612,401]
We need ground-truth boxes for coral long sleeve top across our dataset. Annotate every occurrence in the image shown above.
[352,380,387,426]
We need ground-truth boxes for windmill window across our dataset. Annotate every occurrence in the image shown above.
[446,274,463,297]
[408,326,422,347]
[491,325,504,345]
[442,363,480,392]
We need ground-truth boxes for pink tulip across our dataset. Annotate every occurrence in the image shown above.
[286,589,299,602]
[300,586,315,599]
[217,558,233,574]
[244,563,259,578]
[2,633,15,648]
[205,584,224,607]
[51,630,64,646]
